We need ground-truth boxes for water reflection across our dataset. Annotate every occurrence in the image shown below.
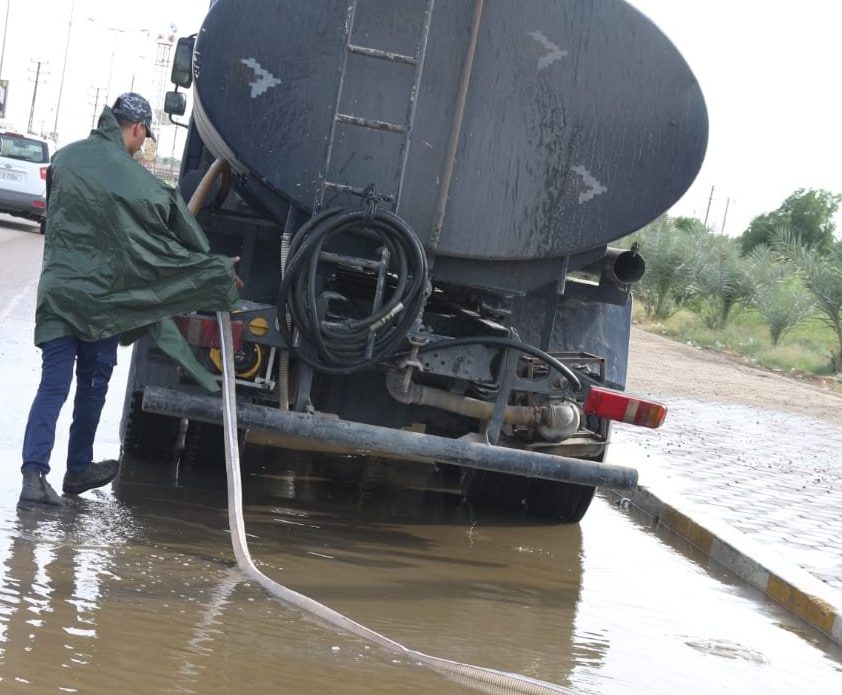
[117,449,591,691]
[0,498,135,690]
[0,473,456,694]
[0,444,839,694]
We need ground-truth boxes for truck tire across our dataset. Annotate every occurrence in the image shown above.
[525,479,596,523]
[462,469,595,523]
[180,421,226,471]
[461,470,530,514]
[121,390,181,462]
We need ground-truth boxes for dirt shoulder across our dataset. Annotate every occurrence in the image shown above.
[625,326,842,426]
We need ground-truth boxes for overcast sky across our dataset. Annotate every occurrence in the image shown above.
[0,0,208,159]
[629,0,842,236]
[3,0,839,237]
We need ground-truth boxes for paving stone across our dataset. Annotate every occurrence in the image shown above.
[612,399,842,593]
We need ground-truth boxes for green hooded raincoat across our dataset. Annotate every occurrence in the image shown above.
[35,107,239,391]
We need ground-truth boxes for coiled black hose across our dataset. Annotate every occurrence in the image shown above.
[278,207,428,375]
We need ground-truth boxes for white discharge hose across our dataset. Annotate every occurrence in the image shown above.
[215,311,576,695]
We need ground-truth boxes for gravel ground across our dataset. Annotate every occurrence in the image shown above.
[626,326,842,427]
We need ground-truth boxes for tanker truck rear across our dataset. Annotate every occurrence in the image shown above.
[121,0,707,522]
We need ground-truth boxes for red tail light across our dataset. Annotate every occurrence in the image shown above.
[175,314,245,350]
[583,385,667,428]
[40,167,48,180]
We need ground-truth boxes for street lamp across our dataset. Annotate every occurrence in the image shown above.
[53,0,76,141]
[84,18,152,106]
[50,9,151,143]
[104,27,123,104]
[0,0,9,82]
[107,27,153,105]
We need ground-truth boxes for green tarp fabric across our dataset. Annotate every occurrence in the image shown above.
[35,107,239,391]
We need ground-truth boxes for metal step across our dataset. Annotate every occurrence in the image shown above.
[347,44,417,65]
[335,113,408,133]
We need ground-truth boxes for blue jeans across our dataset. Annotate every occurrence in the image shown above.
[22,335,119,475]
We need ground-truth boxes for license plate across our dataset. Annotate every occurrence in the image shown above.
[0,170,22,182]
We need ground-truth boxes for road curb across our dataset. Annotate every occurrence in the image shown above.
[606,485,842,646]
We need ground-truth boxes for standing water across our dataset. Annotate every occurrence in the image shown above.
[0,447,839,694]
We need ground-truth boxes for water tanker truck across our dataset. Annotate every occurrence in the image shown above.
[121,0,707,522]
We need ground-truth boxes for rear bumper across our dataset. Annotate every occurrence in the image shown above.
[142,386,639,489]
[0,189,46,219]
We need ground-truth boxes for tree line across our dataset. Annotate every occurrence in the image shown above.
[627,188,842,372]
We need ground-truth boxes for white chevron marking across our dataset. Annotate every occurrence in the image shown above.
[571,165,608,204]
[528,31,568,70]
[241,57,281,98]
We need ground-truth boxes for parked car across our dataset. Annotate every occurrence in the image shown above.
[0,130,52,232]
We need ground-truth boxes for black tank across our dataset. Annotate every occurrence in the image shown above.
[193,0,707,264]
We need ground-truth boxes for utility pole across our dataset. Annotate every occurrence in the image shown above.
[90,86,104,128]
[0,2,7,120]
[104,28,123,106]
[152,36,173,140]
[703,185,714,228]
[28,60,47,134]
[721,197,730,235]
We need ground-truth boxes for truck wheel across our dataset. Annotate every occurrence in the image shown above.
[461,470,530,514]
[525,480,596,523]
[462,469,595,523]
[180,421,227,471]
[121,390,181,462]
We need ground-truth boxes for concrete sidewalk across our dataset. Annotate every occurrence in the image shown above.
[607,397,842,646]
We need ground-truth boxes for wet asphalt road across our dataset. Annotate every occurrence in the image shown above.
[1,219,841,694]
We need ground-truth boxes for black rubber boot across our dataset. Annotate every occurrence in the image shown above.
[62,459,120,495]
[19,468,69,507]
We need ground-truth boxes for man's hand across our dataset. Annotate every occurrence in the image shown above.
[231,256,244,288]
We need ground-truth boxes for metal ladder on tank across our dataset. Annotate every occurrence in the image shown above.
[314,0,436,214]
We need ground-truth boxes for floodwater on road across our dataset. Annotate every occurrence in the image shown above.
[0,445,841,694]
[1,223,841,693]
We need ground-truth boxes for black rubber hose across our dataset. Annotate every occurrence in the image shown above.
[414,336,584,392]
[278,207,428,375]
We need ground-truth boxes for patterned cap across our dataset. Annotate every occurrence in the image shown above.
[112,92,156,141]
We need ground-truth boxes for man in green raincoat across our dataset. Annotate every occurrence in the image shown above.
[20,92,240,507]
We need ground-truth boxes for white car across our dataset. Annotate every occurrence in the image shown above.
[0,130,52,233]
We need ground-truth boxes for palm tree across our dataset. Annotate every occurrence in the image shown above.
[688,233,750,329]
[745,245,814,345]
[779,235,842,370]
[633,217,695,319]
